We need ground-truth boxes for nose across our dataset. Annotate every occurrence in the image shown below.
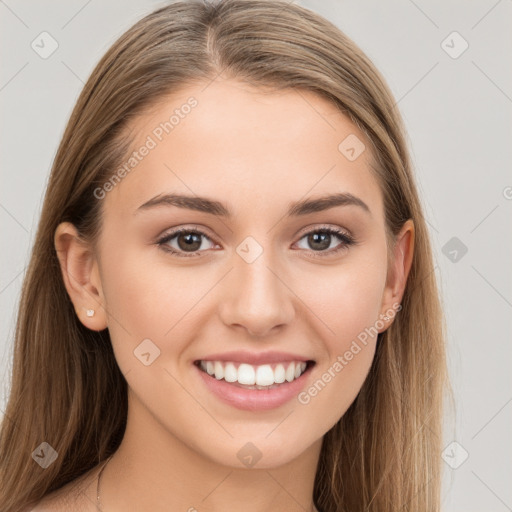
[218,247,295,338]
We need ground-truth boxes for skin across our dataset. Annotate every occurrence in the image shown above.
[44,78,414,511]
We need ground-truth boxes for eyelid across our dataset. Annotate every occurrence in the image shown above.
[294,223,353,240]
[156,224,218,243]
[156,225,219,254]
[156,223,356,258]
[292,225,356,259]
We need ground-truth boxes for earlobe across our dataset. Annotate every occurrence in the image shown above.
[54,222,108,331]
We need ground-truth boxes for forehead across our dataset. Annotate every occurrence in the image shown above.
[104,79,383,222]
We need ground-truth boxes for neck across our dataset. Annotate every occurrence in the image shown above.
[99,390,322,512]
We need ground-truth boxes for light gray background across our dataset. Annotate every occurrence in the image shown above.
[1,1,511,510]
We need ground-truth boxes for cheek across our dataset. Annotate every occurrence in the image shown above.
[301,248,387,347]
[293,250,386,422]
[101,239,187,325]
[297,343,376,436]
[296,288,381,433]
[100,243,216,369]
[99,245,166,359]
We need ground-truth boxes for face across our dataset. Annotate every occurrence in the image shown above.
[63,78,409,469]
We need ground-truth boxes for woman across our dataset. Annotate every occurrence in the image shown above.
[0,1,448,510]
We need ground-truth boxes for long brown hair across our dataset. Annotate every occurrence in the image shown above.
[0,1,448,510]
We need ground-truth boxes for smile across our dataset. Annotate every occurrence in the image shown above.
[196,360,311,389]
[193,356,316,411]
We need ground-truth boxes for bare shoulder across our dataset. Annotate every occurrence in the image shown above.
[26,465,100,512]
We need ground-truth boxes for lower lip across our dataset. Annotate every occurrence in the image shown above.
[194,363,314,411]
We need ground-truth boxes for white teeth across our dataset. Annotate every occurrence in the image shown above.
[237,363,256,385]
[255,364,274,386]
[198,360,310,387]
[214,361,224,380]
[285,363,295,382]
[224,362,238,383]
[274,364,286,383]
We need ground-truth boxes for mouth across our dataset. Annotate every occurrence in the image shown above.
[194,359,316,390]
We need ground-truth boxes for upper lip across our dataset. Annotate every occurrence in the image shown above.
[195,351,314,366]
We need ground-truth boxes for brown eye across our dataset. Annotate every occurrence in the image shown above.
[295,227,355,255]
[306,232,332,251]
[157,228,216,257]
[176,232,203,252]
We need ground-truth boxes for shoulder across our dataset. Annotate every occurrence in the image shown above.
[26,465,100,512]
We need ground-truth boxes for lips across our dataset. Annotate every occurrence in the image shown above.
[192,350,316,410]
[194,356,315,411]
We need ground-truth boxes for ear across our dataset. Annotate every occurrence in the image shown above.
[54,222,108,331]
[377,219,414,332]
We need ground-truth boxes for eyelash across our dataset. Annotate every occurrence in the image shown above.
[156,225,357,259]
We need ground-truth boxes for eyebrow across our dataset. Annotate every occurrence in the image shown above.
[136,192,371,218]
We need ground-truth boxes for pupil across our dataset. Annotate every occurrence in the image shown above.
[309,232,330,251]
[178,232,201,251]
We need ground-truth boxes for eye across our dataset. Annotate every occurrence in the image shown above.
[294,226,356,257]
[156,225,357,258]
[156,227,217,257]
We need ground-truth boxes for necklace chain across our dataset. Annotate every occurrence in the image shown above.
[96,454,114,511]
